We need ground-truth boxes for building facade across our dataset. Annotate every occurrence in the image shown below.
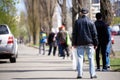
[92,0,99,3]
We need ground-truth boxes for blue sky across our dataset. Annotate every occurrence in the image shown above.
[16,0,119,15]
[16,0,26,15]
[16,0,72,15]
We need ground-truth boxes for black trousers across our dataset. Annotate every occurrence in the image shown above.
[61,43,69,57]
[96,43,107,69]
[48,43,57,56]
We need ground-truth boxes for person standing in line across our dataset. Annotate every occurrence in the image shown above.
[72,8,98,79]
[94,13,109,71]
[47,29,57,56]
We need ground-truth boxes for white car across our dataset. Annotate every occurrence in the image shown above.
[0,24,18,63]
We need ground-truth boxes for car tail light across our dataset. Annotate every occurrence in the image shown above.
[7,36,14,44]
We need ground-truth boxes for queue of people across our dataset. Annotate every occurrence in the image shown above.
[39,8,113,79]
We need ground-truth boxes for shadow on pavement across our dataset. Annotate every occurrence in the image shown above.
[13,77,90,80]
[0,61,8,64]
[13,77,76,80]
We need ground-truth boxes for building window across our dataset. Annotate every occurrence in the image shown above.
[92,0,99,3]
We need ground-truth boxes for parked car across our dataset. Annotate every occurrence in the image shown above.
[0,24,18,63]
[111,25,120,35]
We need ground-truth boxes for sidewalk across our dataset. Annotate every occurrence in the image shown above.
[1,44,119,80]
[34,48,120,80]
[24,44,120,80]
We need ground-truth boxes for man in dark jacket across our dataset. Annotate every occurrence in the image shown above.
[72,8,98,79]
[95,13,109,71]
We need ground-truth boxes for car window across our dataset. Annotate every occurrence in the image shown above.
[0,25,9,34]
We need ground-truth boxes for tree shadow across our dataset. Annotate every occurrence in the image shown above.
[13,77,76,80]
[13,77,90,80]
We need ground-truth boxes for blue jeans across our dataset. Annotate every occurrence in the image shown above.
[106,41,112,66]
[39,43,45,54]
[77,46,96,77]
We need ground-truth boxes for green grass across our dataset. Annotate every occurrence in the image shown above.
[110,57,120,72]
[84,51,120,72]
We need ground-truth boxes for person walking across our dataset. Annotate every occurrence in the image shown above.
[47,29,57,56]
[95,13,109,71]
[106,25,112,69]
[72,8,98,79]
[57,25,69,59]
[40,30,47,55]
[56,27,63,57]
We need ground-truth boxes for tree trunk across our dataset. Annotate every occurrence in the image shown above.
[72,0,87,29]
[32,0,36,45]
[72,0,78,29]
[62,0,67,28]
[57,0,67,29]
[100,0,113,25]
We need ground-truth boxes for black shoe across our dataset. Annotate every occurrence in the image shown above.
[91,75,97,79]
[77,76,82,79]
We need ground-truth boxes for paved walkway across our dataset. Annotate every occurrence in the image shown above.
[31,45,120,80]
[1,44,119,80]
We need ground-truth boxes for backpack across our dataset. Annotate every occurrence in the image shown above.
[58,31,67,44]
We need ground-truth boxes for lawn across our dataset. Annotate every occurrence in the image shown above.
[84,51,120,72]
[110,58,120,71]
[110,51,120,72]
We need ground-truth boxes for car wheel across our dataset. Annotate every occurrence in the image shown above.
[10,57,16,63]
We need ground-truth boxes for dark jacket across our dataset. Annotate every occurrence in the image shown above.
[94,20,109,45]
[57,30,67,44]
[72,15,98,46]
[48,32,55,45]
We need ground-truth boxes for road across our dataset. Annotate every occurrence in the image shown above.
[0,44,120,80]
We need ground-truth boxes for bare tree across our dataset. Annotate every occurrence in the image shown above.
[57,0,67,29]
[100,0,113,25]
[72,0,88,29]
[72,0,78,29]
[37,0,57,33]
[24,0,57,45]
[24,0,33,43]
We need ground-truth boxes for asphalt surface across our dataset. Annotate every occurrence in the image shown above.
[0,44,120,80]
